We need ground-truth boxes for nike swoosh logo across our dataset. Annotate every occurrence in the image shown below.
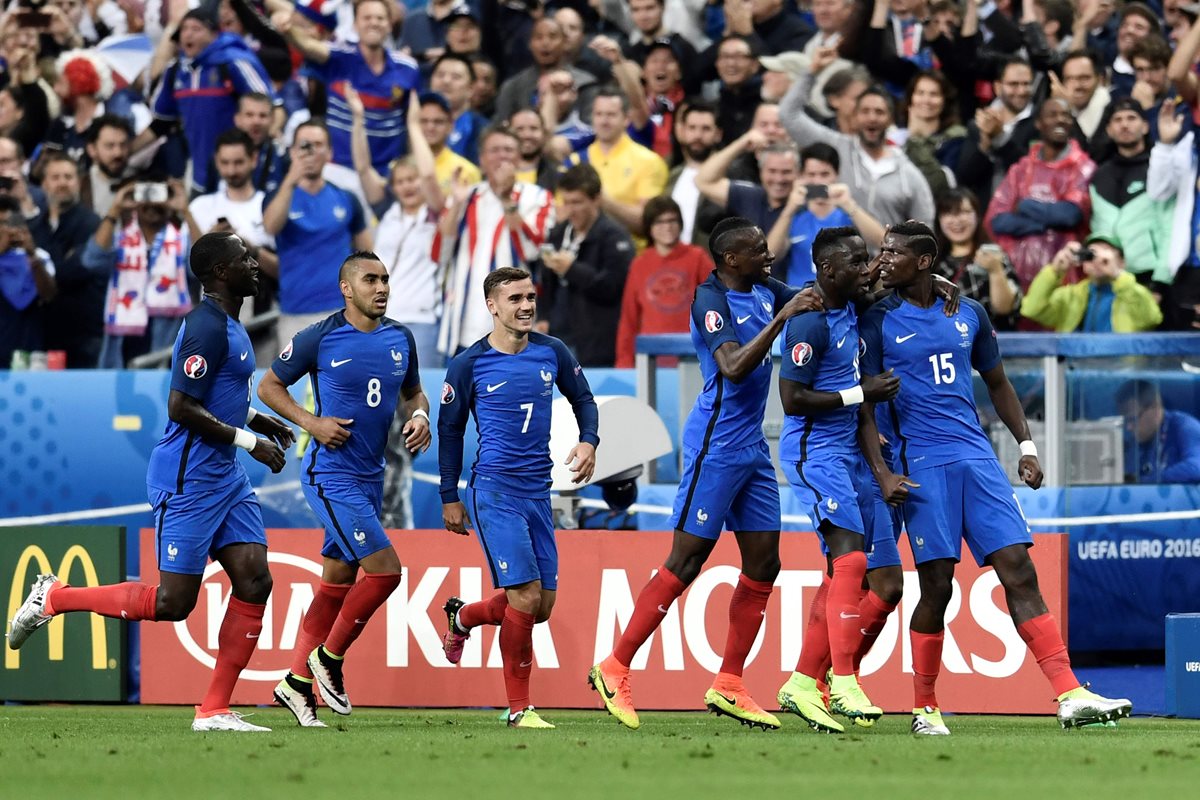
[836,337,846,348]
[860,628,872,636]
[120,611,128,620]
[598,677,616,700]
[486,381,508,392]
[839,612,861,619]
[354,619,369,624]
[287,211,303,220]
[245,632,259,639]
[519,660,533,668]
[895,333,917,344]
[331,358,352,367]
[240,351,248,361]
[657,604,669,614]
[736,315,752,324]
[714,692,738,706]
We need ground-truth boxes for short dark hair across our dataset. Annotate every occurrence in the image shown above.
[996,55,1032,82]
[642,195,682,233]
[1129,34,1172,69]
[890,219,939,261]
[431,52,476,81]
[294,118,329,145]
[800,142,839,174]
[238,91,272,111]
[40,150,78,174]
[709,216,757,264]
[215,127,256,156]
[88,113,133,144]
[680,99,718,126]
[1119,2,1162,35]
[480,123,519,150]
[1039,0,1075,34]
[592,84,631,114]
[812,226,859,268]
[509,107,544,129]
[338,250,384,282]
[1116,378,1161,409]
[823,66,871,100]
[190,231,241,284]
[484,266,533,298]
[0,195,20,215]
[855,85,895,117]
[1061,49,1101,76]
[558,163,602,197]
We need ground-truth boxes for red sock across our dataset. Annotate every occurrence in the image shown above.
[828,551,867,675]
[289,581,351,678]
[459,591,509,629]
[853,591,897,672]
[1017,613,1080,696]
[44,582,158,620]
[324,573,402,657]
[612,566,686,667]
[719,574,773,677]
[500,605,536,714]
[198,597,265,714]
[911,630,944,708]
[796,575,831,679]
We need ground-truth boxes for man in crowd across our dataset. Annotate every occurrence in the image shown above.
[537,164,634,367]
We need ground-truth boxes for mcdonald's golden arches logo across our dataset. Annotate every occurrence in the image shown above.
[6,545,108,670]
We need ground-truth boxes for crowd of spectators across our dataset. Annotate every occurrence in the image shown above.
[5,0,1200,374]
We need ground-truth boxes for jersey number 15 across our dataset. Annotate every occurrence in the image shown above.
[928,353,956,385]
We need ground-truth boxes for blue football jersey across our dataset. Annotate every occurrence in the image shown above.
[438,333,600,501]
[147,298,255,493]
[779,303,861,461]
[270,313,421,482]
[681,274,798,452]
[860,296,1002,472]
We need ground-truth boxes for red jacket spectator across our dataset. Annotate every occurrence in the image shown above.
[615,241,713,368]
[985,138,1096,289]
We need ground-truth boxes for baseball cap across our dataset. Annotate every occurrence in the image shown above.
[1085,232,1124,255]
[418,91,451,113]
[643,37,683,65]
[759,51,807,77]
[1105,97,1145,118]
[445,6,480,25]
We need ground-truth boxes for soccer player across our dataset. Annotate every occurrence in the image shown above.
[589,216,821,731]
[7,232,294,732]
[257,251,432,727]
[437,266,599,730]
[858,221,1132,733]
[774,227,902,733]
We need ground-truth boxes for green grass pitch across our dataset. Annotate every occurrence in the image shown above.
[1,707,1198,799]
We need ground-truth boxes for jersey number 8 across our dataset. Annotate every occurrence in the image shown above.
[367,378,382,408]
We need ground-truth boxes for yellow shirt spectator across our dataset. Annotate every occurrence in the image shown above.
[435,147,482,198]
[566,133,667,249]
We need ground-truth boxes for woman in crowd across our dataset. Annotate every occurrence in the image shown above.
[902,70,968,199]
[614,196,712,368]
[933,187,1023,329]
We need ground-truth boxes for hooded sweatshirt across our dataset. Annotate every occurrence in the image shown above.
[150,33,275,188]
[780,72,935,229]
[1089,149,1175,283]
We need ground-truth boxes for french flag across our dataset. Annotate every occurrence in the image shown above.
[294,0,342,30]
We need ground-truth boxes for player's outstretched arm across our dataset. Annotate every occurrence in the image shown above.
[857,402,918,505]
[980,363,1043,489]
[256,368,353,449]
[167,390,286,473]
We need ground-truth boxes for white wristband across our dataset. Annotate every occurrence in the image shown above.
[246,407,258,425]
[838,385,865,407]
[1019,439,1038,458]
[233,428,258,452]
[412,408,430,423]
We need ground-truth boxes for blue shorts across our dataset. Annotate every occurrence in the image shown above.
[670,440,781,539]
[466,487,557,590]
[302,478,390,565]
[150,474,266,575]
[901,458,1032,566]
[786,451,901,569]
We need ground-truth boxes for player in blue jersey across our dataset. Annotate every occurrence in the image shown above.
[858,221,1132,734]
[437,266,599,730]
[257,251,431,727]
[7,232,294,732]
[590,216,822,731]
[774,227,903,733]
